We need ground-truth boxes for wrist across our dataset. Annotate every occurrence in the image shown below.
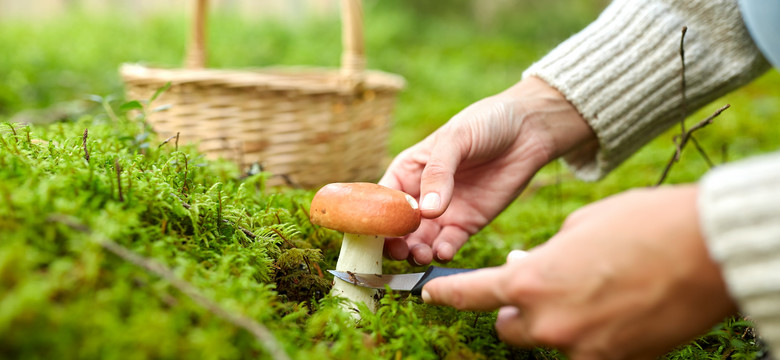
[499,76,598,167]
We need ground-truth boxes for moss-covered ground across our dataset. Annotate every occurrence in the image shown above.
[2,1,779,358]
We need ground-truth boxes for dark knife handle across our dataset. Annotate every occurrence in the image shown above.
[410,266,475,296]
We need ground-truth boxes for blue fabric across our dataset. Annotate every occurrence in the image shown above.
[739,0,780,68]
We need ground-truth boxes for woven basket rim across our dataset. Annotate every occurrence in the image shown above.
[120,63,405,93]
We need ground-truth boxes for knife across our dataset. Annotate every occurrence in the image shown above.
[328,266,475,296]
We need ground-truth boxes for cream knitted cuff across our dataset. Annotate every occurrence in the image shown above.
[699,152,780,354]
[523,0,768,180]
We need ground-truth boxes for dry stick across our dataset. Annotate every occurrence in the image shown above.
[158,134,178,149]
[677,26,688,159]
[689,136,715,168]
[656,104,730,186]
[47,215,290,360]
[656,26,722,186]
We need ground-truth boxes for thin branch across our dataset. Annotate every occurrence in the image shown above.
[678,27,688,131]
[675,26,688,161]
[270,227,297,249]
[158,134,178,149]
[689,135,714,168]
[47,214,290,360]
[656,104,730,186]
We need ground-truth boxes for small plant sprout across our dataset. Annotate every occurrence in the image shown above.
[310,183,421,315]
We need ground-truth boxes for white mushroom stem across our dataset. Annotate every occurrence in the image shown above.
[331,233,383,313]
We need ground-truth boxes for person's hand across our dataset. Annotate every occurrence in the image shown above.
[421,186,737,359]
[379,77,596,265]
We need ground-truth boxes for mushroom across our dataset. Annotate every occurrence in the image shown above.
[310,182,421,313]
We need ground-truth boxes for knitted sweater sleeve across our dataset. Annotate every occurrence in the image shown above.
[522,0,769,180]
[699,153,780,354]
[522,0,780,355]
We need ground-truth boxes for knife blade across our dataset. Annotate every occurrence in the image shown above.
[328,266,475,295]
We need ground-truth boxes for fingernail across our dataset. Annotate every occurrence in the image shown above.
[420,193,440,211]
[506,249,529,263]
[412,256,422,266]
[421,289,432,303]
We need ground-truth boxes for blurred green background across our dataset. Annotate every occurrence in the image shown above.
[0,0,610,154]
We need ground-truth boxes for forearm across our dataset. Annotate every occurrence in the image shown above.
[523,0,770,180]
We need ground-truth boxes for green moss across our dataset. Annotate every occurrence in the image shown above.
[0,106,536,359]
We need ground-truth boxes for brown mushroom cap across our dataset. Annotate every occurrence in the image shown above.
[310,182,421,237]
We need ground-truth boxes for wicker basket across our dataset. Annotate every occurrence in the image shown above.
[120,0,404,188]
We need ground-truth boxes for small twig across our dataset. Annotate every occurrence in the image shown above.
[158,134,178,149]
[270,227,297,249]
[175,132,180,152]
[301,255,314,276]
[310,262,324,278]
[47,215,290,360]
[115,159,124,202]
[689,136,714,168]
[678,27,688,136]
[656,104,730,186]
[7,122,18,138]
[83,128,90,163]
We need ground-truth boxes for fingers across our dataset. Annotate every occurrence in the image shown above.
[403,222,471,265]
[409,243,433,266]
[495,306,534,348]
[421,266,510,311]
[383,237,409,261]
[418,130,465,219]
[430,226,470,263]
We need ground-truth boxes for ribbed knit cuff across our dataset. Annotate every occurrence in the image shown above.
[699,152,780,354]
[523,0,768,180]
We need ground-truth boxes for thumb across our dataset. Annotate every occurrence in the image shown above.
[418,132,464,218]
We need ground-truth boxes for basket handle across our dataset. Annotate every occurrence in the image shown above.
[184,0,366,78]
[185,0,208,69]
[340,0,365,78]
